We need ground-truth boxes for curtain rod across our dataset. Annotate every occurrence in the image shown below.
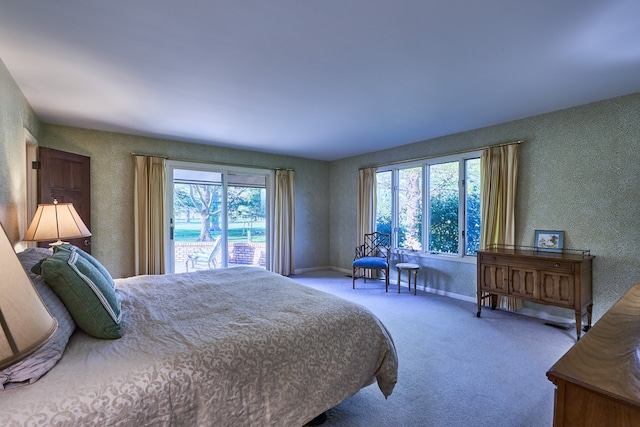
[130,152,294,172]
[360,139,524,170]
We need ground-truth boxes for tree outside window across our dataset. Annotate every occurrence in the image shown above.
[399,167,422,250]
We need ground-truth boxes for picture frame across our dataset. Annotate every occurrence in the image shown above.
[534,230,564,252]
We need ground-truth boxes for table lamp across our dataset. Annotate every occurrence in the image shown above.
[23,199,91,245]
[0,222,57,370]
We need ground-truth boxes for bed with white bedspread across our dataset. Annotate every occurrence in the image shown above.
[1,254,397,426]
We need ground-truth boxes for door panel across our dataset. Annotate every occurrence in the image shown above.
[508,267,538,299]
[38,147,92,252]
[540,271,575,307]
[479,263,508,292]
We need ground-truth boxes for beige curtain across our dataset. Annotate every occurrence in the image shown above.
[356,168,377,279]
[357,168,377,245]
[270,169,295,276]
[480,143,520,310]
[134,155,166,275]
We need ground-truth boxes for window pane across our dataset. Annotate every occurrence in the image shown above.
[429,162,458,254]
[173,175,222,243]
[376,171,392,236]
[227,174,267,268]
[398,167,422,250]
[465,158,481,255]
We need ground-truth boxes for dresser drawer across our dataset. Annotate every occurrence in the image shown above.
[534,259,575,273]
[479,253,510,265]
[479,253,575,272]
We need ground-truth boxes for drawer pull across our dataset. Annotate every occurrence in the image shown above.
[554,263,560,268]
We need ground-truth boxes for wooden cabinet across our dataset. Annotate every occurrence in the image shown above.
[476,246,594,340]
[547,283,640,426]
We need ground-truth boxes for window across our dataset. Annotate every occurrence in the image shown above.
[376,152,481,257]
[166,161,273,273]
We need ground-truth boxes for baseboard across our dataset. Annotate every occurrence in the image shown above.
[293,266,335,274]
[294,266,353,275]
[330,266,352,275]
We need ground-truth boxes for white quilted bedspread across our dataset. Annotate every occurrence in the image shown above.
[0,267,397,426]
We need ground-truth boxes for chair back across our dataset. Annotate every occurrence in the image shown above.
[359,232,390,259]
[209,237,223,262]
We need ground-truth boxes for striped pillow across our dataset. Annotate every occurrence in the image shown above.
[37,246,122,339]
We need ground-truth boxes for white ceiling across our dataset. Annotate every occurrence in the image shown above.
[1,1,639,161]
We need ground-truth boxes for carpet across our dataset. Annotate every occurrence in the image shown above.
[295,270,575,427]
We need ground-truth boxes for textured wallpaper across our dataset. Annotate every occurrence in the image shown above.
[0,59,40,244]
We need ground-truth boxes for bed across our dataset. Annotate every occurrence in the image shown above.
[1,248,397,426]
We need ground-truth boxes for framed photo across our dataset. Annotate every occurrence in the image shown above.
[534,230,564,252]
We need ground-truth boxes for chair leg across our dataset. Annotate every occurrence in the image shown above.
[385,267,389,292]
[352,267,356,289]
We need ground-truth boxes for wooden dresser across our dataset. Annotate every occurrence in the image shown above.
[547,282,640,426]
[476,246,594,340]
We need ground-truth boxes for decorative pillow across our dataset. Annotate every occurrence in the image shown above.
[54,244,114,290]
[36,245,122,339]
[0,248,76,390]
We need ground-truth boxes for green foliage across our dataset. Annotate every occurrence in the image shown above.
[429,192,459,253]
[376,214,392,237]
[465,191,481,255]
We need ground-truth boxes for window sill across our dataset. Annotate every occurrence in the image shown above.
[392,249,477,265]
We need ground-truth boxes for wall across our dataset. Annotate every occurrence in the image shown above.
[0,59,40,245]
[331,93,640,322]
[39,125,330,279]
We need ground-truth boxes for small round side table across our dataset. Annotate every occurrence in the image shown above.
[396,263,420,295]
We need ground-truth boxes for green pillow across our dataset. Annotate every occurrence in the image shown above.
[38,246,122,339]
[54,244,114,287]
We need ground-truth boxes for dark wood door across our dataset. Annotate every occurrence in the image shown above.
[38,147,92,253]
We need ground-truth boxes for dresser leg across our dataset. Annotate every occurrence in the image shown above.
[575,312,583,340]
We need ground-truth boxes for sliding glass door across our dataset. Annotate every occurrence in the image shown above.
[165,161,272,273]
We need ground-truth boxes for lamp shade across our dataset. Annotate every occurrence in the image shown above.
[0,223,57,370]
[23,200,91,245]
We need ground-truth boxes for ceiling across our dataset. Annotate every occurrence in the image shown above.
[1,1,639,161]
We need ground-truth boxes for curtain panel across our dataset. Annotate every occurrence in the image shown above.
[480,143,520,310]
[270,169,295,276]
[356,167,377,278]
[134,155,166,275]
[357,168,377,245]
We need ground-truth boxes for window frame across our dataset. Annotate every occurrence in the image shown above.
[376,150,482,262]
[165,160,274,273]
